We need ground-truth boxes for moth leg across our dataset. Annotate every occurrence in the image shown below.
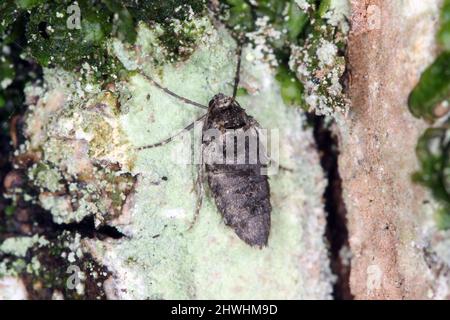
[140,72,208,110]
[187,163,205,231]
[232,40,243,99]
[187,138,206,231]
[136,114,206,150]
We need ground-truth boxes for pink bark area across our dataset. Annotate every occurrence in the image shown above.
[339,0,444,299]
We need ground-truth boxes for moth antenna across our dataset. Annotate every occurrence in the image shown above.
[140,72,208,110]
[136,114,206,151]
[232,39,243,99]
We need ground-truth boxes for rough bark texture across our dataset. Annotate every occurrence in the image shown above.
[339,0,444,299]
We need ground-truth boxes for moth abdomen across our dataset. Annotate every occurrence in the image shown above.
[206,168,271,247]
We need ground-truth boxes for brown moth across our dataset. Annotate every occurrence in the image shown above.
[137,43,271,247]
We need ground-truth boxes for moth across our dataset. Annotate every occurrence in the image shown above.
[137,43,271,247]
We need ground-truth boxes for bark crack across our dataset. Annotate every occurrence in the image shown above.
[310,115,353,300]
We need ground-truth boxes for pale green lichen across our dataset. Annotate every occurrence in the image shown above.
[0,259,27,277]
[0,235,48,257]
[30,163,63,193]
[26,257,41,275]
[322,0,350,33]
[21,67,135,225]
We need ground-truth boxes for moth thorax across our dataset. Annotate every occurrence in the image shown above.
[209,93,234,110]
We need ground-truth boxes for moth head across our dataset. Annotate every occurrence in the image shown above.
[209,93,234,110]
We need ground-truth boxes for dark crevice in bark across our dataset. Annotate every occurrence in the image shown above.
[24,194,127,239]
[310,115,353,300]
[1,195,126,241]
[41,213,126,240]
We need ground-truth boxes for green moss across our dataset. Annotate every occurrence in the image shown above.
[413,126,450,227]
[0,2,38,126]
[438,0,450,51]
[0,0,207,85]
[26,1,119,80]
[122,0,205,23]
[159,18,208,61]
[101,0,136,44]
[224,0,254,31]
[410,1,450,224]
[408,1,450,122]
[414,128,448,200]
[436,206,450,229]
[15,0,46,10]
[4,205,15,217]
[236,87,249,96]
[318,0,332,17]
[287,1,309,42]
[0,1,20,36]
[408,52,450,121]
[276,65,304,106]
